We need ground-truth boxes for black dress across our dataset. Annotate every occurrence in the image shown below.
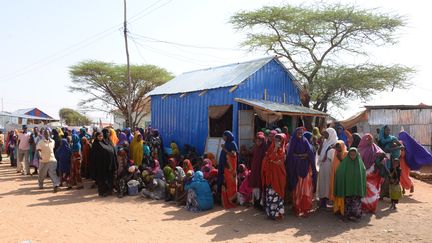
[90,139,117,196]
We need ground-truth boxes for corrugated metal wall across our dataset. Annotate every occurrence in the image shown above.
[151,59,301,154]
[357,109,432,148]
[368,109,432,125]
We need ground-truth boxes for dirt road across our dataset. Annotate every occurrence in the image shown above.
[1,161,431,243]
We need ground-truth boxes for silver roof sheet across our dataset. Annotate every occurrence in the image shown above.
[235,98,328,117]
[147,57,274,96]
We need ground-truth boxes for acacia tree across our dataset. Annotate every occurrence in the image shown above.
[69,61,173,128]
[59,108,92,126]
[230,3,414,128]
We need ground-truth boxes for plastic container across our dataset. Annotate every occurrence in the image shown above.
[127,180,140,196]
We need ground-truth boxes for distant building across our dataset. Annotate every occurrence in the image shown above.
[341,103,432,150]
[112,96,151,129]
[0,107,58,130]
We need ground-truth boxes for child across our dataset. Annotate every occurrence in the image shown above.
[389,158,402,210]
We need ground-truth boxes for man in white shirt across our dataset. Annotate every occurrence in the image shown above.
[36,128,60,192]
[17,125,31,175]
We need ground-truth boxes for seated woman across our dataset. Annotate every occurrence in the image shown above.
[237,167,253,206]
[237,164,249,190]
[174,166,188,206]
[334,148,366,220]
[184,171,214,212]
[141,170,166,200]
[163,165,176,201]
[201,159,218,195]
[117,165,143,198]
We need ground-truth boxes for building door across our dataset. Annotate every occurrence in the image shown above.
[238,110,255,149]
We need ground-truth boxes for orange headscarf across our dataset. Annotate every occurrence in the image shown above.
[109,128,119,145]
[183,159,193,172]
[261,133,287,198]
[329,140,348,201]
[206,152,216,167]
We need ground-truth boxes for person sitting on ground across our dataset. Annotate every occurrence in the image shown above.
[163,165,176,201]
[141,169,166,200]
[176,169,193,205]
[237,165,253,206]
[117,165,143,198]
[184,171,214,212]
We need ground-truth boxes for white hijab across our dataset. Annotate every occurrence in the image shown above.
[319,128,338,162]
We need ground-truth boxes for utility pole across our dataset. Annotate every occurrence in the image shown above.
[123,0,133,128]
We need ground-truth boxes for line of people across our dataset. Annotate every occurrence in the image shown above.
[3,123,430,219]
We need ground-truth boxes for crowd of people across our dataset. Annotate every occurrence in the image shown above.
[1,122,430,220]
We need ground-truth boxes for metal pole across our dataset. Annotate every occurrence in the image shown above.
[124,0,133,128]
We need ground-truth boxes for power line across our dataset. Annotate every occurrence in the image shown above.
[0,0,174,81]
[130,33,243,51]
[130,37,209,66]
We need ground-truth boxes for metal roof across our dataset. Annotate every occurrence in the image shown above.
[147,56,276,96]
[0,111,57,121]
[365,104,432,110]
[235,98,328,117]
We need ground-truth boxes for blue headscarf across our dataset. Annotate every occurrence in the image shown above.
[117,132,128,146]
[55,139,72,173]
[335,124,348,146]
[379,125,397,151]
[217,130,238,193]
[71,134,81,152]
[124,128,134,143]
[193,171,206,182]
[303,131,313,142]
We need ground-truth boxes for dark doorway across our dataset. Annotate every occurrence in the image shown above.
[209,105,233,137]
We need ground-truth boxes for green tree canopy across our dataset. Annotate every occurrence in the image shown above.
[69,61,173,128]
[59,108,92,126]
[230,3,414,120]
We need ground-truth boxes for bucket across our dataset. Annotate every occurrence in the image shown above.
[127,180,140,196]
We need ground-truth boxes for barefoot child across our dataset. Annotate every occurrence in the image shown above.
[389,158,402,210]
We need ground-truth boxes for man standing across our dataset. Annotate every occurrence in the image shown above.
[37,129,60,192]
[17,125,31,175]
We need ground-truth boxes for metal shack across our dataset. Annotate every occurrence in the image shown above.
[341,104,432,150]
[147,57,326,156]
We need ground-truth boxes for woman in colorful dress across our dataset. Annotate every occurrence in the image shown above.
[130,132,144,167]
[286,128,317,217]
[331,141,348,215]
[398,141,414,193]
[262,133,287,220]
[357,134,386,213]
[334,148,366,220]
[317,127,338,208]
[70,134,83,189]
[218,130,238,209]
[248,132,267,208]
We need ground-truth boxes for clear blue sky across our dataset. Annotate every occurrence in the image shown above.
[1,0,431,121]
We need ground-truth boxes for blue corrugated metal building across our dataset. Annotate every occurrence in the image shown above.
[148,56,326,155]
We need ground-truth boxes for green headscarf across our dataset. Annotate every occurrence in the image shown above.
[163,166,176,183]
[334,148,366,197]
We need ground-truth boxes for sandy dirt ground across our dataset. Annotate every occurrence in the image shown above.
[1,159,432,243]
